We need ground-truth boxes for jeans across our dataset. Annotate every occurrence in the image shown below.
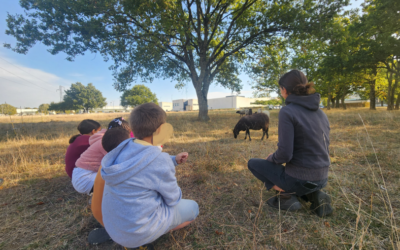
[248,158,327,197]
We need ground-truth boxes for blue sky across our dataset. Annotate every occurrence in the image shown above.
[0,0,362,108]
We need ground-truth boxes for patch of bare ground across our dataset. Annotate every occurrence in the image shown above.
[0,107,399,249]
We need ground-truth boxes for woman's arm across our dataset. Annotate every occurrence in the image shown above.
[267,108,295,164]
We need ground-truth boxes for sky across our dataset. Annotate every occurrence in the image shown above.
[0,0,362,108]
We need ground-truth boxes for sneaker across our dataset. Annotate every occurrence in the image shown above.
[308,190,333,217]
[267,193,302,211]
[88,228,112,245]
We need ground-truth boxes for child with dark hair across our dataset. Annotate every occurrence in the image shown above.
[91,127,131,227]
[101,103,198,249]
[65,119,101,179]
[72,117,132,195]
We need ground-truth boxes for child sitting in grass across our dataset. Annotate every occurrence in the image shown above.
[65,119,101,179]
[91,127,131,227]
[87,127,132,245]
[101,103,199,249]
[72,117,131,195]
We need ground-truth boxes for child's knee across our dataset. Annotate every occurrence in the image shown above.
[192,201,199,218]
[183,199,199,220]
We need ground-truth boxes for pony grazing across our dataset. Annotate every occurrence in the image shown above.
[233,113,269,141]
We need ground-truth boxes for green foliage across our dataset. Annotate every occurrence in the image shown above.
[38,104,49,114]
[63,82,107,112]
[251,99,282,106]
[249,41,291,99]
[0,104,17,115]
[5,0,348,120]
[49,102,67,112]
[121,85,158,107]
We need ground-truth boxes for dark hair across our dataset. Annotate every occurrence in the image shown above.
[129,103,166,139]
[69,119,101,144]
[108,117,131,132]
[278,70,316,96]
[102,127,131,152]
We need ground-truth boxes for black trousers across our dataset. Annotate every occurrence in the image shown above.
[248,158,327,197]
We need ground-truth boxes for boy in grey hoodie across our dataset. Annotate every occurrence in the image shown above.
[101,103,199,249]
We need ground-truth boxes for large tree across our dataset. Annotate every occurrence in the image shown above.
[38,103,50,114]
[121,84,158,107]
[348,0,400,110]
[0,103,17,115]
[63,82,107,112]
[5,0,348,121]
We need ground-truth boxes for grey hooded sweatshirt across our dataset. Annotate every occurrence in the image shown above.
[267,93,330,181]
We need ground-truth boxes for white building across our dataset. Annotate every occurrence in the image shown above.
[16,108,38,115]
[159,102,172,112]
[170,96,272,111]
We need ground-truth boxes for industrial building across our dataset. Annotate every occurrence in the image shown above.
[159,102,173,112]
[169,95,272,111]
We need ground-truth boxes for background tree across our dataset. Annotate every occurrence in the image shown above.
[48,102,68,113]
[0,103,17,115]
[121,85,158,107]
[5,0,348,121]
[63,82,107,113]
[249,41,291,103]
[38,104,50,114]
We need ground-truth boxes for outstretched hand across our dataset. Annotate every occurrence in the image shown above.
[272,185,285,192]
[176,152,189,164]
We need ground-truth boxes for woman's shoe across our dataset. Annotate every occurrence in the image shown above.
[267,193,302,211]
[308,190,333,217]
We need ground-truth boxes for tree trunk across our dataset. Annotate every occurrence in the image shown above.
[335,95,340,108]
[341,95,346,110]
[194,80,210,121]
[327,93,331,110]
[387,70,393,110]
[389,74,399,110]
[395,94,400,110]
[369,81,376,110]
[331,97,335,108]
[327,85,331,110]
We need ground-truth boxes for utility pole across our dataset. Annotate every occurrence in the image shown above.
[56,86,64,102]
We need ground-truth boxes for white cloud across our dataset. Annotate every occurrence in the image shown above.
[0,55,71,107]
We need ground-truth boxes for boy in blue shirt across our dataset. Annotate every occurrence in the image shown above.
[101,103,199,249]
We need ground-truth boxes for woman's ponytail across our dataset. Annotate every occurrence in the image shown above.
[293,82,316,95]
[279,70,315,96]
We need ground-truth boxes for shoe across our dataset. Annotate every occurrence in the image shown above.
[88,227,112,245]
[267,193,302,211]
[308,190,333,217]
[125,243,155,250]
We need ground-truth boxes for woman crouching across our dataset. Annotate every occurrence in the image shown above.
[248,70,333,217]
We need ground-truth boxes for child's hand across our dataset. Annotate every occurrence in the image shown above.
[176,152,188,164]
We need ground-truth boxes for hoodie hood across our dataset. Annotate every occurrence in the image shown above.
[285,93,321,111]
[89,129,106,145]
[101,139,162,186]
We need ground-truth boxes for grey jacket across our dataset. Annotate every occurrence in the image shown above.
[267,93,330,181]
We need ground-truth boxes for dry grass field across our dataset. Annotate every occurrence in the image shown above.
[0,108,399,250]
